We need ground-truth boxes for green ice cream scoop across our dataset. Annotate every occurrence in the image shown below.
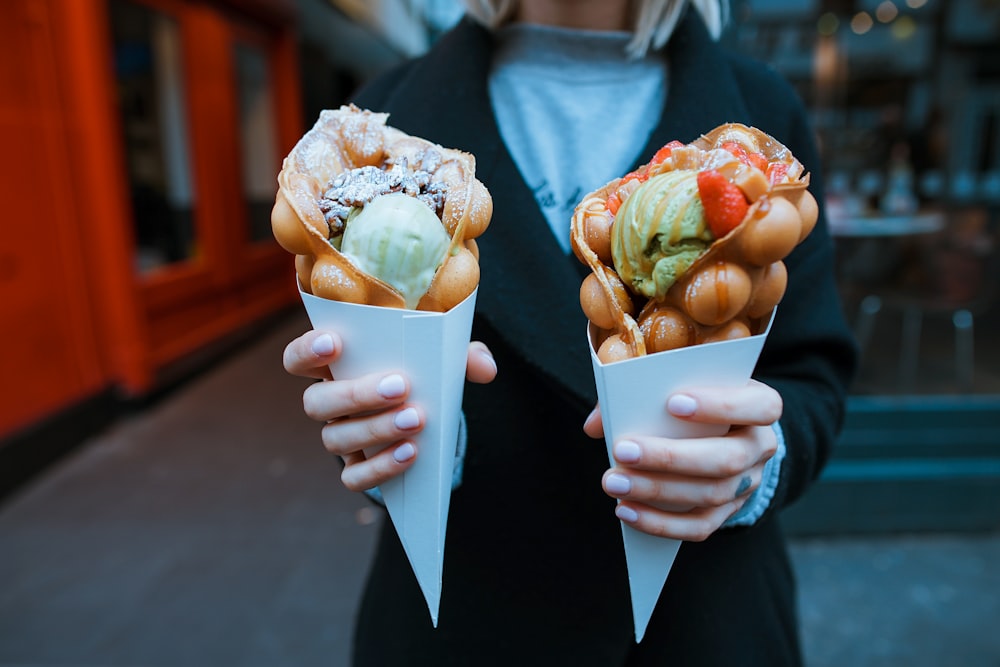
[611,170,714,299]
[340,192,451,309]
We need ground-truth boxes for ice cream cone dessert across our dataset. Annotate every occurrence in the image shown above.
[270,105,493,626]
[571,124,817,363]
[271,104,492,312]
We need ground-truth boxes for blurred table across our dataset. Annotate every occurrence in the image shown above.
[830,211,948,326]
[829,212,946,238]
[830,211,969,391]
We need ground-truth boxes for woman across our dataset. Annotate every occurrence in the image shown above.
[282,0,857,664]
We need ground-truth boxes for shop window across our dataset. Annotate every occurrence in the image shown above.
[725,0,1000,397]
[233,39,279,245]
[110,0,197,273]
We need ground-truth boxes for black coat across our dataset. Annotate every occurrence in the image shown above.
[349,11,857,666]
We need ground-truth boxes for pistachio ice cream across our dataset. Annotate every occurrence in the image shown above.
[611,171,713,300]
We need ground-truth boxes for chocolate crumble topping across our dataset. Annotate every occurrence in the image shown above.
[318,159,446,239]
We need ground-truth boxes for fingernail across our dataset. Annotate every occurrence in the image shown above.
[605,473,631,495]
[668,393,698,417]
[614,440,641,464]
[377,374,406,399]
[616,505,639,524]
[311,333,335,357]
[478,349,497,375]
[394,407,420,430]
[583,408,599,430]
[393,442,415,463]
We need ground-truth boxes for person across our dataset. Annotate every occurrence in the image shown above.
[281,0,858,664]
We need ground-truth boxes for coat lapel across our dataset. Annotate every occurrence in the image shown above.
[368,12,753,409]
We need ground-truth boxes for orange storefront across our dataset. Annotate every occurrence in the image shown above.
[1,0,303,441]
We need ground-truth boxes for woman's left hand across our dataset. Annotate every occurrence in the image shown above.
[583,380,782,542]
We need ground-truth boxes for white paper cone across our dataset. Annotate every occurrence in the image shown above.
[300,284,478,626]
[588,311,775,642]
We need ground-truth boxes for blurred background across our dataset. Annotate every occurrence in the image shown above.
[1,0,998,665]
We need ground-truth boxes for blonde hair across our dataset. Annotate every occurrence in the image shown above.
[462,0,728,57]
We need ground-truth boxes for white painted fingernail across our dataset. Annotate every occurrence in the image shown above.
[667,394,698,417]
[616,505,639,523]
[393,442,416,463]
[614,440,641,464]
[605,473,631,495]
[377,374,406,399]
[311,334,335,356]
[394,407,420,430]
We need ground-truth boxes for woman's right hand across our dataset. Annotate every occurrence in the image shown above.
[283,330,496,492]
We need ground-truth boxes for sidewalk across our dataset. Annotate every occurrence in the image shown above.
[1,310,998,667]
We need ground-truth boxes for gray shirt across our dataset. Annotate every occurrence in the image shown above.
[489,23,668,252]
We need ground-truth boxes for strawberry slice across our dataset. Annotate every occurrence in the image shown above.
[651,140,685,165]
[607,192,622,216]
[747,152,769,173]
[766,162,789,185]
[697,169,750,238]
[720,141,750,165]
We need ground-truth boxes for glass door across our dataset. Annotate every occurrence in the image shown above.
[109,0,198,274]
[233,34,280,246]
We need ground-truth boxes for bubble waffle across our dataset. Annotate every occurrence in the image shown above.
[271,104,492,312]
[570,124,818,363]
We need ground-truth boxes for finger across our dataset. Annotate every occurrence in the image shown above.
[666,379,782,426]
[583,404,604,439]
[340,440,418,492]
[611,426,777,477]
[602,463,765,511]
[466,342,497,384]
[320,405,424,457]
[302,372,409,423]
[283,331,341,380]
[613,498,745,542]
